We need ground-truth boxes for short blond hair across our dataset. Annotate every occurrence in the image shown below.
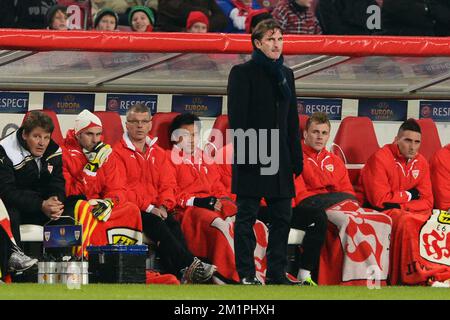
[305,112,330,131]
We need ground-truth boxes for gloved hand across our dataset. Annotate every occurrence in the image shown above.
[407,188,420,200]
[193,197,218,211]
[89,199,114,222]
[84,142,112,173]
[382,202,401,211]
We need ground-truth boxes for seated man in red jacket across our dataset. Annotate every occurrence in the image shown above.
[360,119,450,286]
[168,113,269,284]
[62,110,142,255]
[294,112,392,285]
[430,144,450,212]
[113,104,216,283]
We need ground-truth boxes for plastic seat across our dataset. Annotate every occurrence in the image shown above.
[331,116,380,186]
[205,115,229,156]
[22,110,64,146]
[299,114,309,138]
[93,111,124,146]
[416,118,442,161]
[20,224,43,242]
[149,112,181,150]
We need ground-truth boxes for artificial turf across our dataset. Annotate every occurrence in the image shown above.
[0,284,450,300]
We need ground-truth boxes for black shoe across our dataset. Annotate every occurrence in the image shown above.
[240,276,263,285]
[265,274,301,285]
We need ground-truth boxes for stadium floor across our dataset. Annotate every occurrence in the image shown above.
[1,284,450,300]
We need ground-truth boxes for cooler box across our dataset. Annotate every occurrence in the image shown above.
[87,245,148,284]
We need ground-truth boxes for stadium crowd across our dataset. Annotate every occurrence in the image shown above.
[0,0,449,36]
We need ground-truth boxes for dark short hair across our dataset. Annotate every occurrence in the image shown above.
[169,113,201,145]
[398,118,421,135]
[251,19,282,50]
[47,5,67,28]
[22,111,54,135]
[305,112,330,131]
[126,103,151,118]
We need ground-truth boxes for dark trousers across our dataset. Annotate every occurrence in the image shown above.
[235,196,292,281]
[291,204,328,272]
[141,213,194,276]
[258,203,327,274]
[0,228,11,278]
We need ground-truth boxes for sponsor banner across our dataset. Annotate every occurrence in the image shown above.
[43,224,82,248]
[44,93,95,115]
[172,95,222,117]
[358,99,408,121]
[106,94,158,115]
[297,98,342,120]
[0,92,29,114]
[420,101,450,122]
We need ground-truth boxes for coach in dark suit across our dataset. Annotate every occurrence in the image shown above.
[227,19,303,285]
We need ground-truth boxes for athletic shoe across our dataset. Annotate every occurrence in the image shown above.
[7,251,38,273]
[240,276,263,285]
[301,277,318,286]
[181,257,217,284]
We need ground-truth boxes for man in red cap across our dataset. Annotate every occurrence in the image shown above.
[186,11,209,32]
[62,110,142,256]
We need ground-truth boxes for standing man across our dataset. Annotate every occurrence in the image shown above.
[227,19,303,285]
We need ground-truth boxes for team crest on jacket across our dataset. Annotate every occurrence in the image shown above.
[419,209,450,266]
[325,164,334,172]
[412,170,420,179]
[47,164,53,174]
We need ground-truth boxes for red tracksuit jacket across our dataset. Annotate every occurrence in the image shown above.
[113,134,177,212]
[167,146,231,209]
[62,129,127,205]
[359,143,433,212]
[430,144,450,211]
[294,141,355,206]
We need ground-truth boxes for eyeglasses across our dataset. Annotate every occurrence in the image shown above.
[126,119,151,125]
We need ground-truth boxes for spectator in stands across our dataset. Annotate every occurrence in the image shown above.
[382,0,450,36]
[91,0,144,27]
[113,104,216,283]
[129,5,155,32]
[228,19,303,285]
[8,0,57,29]
[359,119,450,286]
[0,0,17,28]
[186,11,209,33]
[271,0,322,34]
[245,9,272,33]
[216,0,262,33]
[47,5,68,30]
[292,112,392,286]
[0,111,63,277]
[94,8,119,31]
[430,144,450,211]
[61,110,142,255]
[317,0,380,35]
[156,0,227,32]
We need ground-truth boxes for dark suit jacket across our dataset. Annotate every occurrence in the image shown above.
[227,58,303,198]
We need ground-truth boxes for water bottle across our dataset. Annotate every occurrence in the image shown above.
[66,261,81,289]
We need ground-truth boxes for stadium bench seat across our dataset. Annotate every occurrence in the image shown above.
[205,114,229,156]
[416,118,442,161]
[22,110,64,146]
[94,111,124,146]
[299,114,309,138]
[149,112,181,150]
[331,116,380,186]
